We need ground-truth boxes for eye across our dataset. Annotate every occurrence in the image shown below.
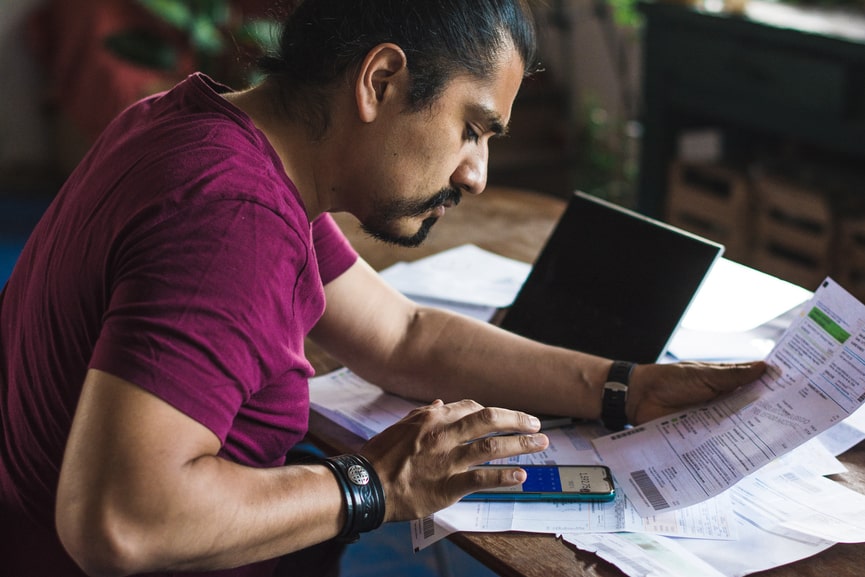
[465,124,480,143]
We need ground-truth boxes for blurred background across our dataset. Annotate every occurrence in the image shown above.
[0,0,645,201]
[3,0,865,572]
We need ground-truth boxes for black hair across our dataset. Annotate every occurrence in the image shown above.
[258,0,539,136]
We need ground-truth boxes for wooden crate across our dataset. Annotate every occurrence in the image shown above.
[751,174,833,291]
[666,161,752,261]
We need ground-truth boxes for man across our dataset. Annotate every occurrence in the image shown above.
[0,1,764,576]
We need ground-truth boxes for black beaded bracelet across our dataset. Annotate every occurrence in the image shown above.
[321,454,386,543]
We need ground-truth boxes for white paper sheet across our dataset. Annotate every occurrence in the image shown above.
[408,419,741,551]
[566,520,834,577]
[594,278,865,516]
[309,368,577,443]
[565,457,848,577]
[410,488,738,551]
[668,259,812,361]
[309,356,864,577]
[566,532,730,577]
[816,402,865,456]
[378,244,531,308]
[307,370,741,551]
[731,465,865,543]
[308,269,865,575]
[679,258,812,333]
[309,368,419,440]
[667,327,778,362]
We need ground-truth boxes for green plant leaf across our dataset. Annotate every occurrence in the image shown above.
[189,16,225,56]
[200,0,232,27]
[104,29,178,71]
[136,0,194,30]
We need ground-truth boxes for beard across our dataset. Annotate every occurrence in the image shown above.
[361,187,462,248]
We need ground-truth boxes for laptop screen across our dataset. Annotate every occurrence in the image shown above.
[500,192,723,363]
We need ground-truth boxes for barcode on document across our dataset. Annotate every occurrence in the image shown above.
[422,515,435,539]
[631,469,670,510]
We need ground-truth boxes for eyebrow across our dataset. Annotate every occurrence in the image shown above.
[471,104,509,137]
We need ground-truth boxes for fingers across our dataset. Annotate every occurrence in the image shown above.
[442,399,542,441]
[358,398,551,521]
[460,429,549,466]
[439,400,547,457]
[437,403,548,499]
[686,360,767,394]
[460,465,528,495]
[630,360,769,425]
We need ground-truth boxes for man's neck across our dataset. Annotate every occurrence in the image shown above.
[222,83,334,220]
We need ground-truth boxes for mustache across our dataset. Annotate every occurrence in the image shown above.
[407,187,462,217]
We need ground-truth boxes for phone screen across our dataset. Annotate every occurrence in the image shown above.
[463,465,616,502]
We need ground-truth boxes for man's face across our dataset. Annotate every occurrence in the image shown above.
[354,47,525,247]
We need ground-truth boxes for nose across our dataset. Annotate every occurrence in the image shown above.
[451,146,488,196]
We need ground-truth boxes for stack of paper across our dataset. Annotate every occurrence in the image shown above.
[308,246,865,576]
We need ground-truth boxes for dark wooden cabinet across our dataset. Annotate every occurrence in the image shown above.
[636,0,865,218]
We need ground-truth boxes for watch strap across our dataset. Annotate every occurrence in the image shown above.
[602,360,635,431]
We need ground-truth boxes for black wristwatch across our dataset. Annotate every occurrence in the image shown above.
[602,361,635,431]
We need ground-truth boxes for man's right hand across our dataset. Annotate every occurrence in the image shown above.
[359,399,549,522]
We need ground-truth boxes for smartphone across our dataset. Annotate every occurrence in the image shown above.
[462,465,616,502]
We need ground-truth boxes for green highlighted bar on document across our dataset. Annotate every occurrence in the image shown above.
[808,307,851,343]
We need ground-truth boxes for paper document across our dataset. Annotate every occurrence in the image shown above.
[731,463,865,543]
[377,244,531,308]
[310,369,577,446]
[566,522,834,577]
[410,424,741,551]
[817,403,865,456]
[308,372,742,550]
[309,368,419,440]
[411,491,736,552]
[308,305,865,575]
[566,446,850,577]
[594,278,865,516]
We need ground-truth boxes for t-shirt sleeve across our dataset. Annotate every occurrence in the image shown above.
[312,213,358,285]
[90,200,318,443]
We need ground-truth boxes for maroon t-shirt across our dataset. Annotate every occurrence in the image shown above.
[0,74,357,576]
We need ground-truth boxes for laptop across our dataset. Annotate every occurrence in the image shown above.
[499,191,724,363]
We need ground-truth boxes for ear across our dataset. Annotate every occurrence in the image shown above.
[355,43,408,123]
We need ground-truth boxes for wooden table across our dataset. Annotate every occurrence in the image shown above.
[308,186,865,577]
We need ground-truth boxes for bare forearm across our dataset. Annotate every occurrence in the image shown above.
[313,262,612,420]
[56,372,345,576]
[315,261,765,433]
[148,461,340,572]
[60,455,343,576]
[360,306,613,419]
